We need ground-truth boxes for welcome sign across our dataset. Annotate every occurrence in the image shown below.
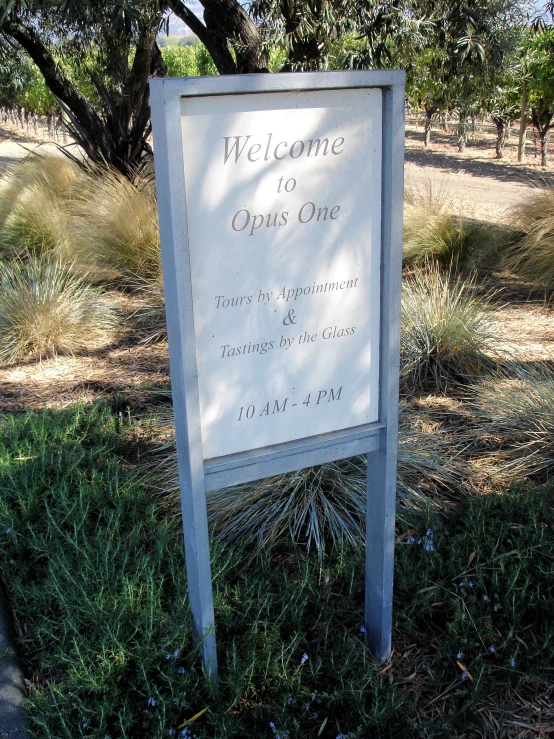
[151,71,404,679]
[180,88,382,458]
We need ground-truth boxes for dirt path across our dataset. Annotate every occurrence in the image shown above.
[405,160,535,222]
[0,126,67,172]
[404,124,554,223]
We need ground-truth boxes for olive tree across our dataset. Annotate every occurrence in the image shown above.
[527,29,554,166]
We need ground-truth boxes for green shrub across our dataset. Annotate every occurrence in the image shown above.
[161,44,217,77]
[0,255,118,364]
[506,186,554,288]
[1,406,552,737]
[401,265,500,391]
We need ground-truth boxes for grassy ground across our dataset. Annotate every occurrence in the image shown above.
[0,405,552,738]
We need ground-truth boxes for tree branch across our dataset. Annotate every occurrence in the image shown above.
[199,0,268,73]
[1,18,108,154]
[166,0,238,74]
[168,0,268,74]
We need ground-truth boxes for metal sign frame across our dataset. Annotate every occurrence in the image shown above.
[150,70,405,680]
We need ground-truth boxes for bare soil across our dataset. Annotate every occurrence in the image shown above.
[0,123,61,173]
[1,122,553,413]
[405,118,554,223]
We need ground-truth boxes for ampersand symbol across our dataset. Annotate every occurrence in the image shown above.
[283,309,297,326]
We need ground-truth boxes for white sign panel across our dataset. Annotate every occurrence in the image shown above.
[180,88,382,459]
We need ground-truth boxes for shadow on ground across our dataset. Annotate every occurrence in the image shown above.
[405,128,554,187]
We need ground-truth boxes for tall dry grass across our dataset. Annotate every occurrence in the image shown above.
[0,154,85,259]
[0,154,161,283]
[0,255,119,364]
[403,186,498,269]
[71,167,161,283]
[401,264,501,391]
[506,186,554,288]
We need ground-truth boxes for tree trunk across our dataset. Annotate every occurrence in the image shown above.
[423,105,440,147]
[518,80,528,163]
[424,115,432,147]
[3,19,108,149]
[540,130,549,167]
[2,13,165,174]
[168,0,268,74]
[493,118,506,159]
[531,107,553,168]
[457,115,467,153]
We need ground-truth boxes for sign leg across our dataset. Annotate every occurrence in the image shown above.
[364,444,396,661]
[177,466,218,683]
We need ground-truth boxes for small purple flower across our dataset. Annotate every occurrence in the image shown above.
[457,651,462,659]
[5,529,11,534]
[301,653,309,665]
[494,604,500,612]
[417,538,422,545]
[510,658,515,667]
[168,730,175,737]
[147,697,156,707]
[489,645,495,653]
[165,653,171,660]
[461,672,468,681]
[406,536,415,544]
[269,722,276,729]
[421,663,427,670]
[459,581,465,587]
[482,594,488,601]
[177,667,185,675]
[468,581,474,588]
[360,625,366,634]
[173,648,179,658]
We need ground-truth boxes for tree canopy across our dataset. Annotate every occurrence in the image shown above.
[0,0,544,171]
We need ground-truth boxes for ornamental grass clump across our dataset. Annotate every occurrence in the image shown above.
[207,426,465,555]
[128,279,167,343]
[147,411,465,556]
[473,363,554,480]
[0,256,118,364]
[72,167,161,283]
[401,265,500,391]
[403,187,493,268]
[0,153,86,259]
[505,186,554,288]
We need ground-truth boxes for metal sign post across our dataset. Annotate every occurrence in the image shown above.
[150,70,405,679]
